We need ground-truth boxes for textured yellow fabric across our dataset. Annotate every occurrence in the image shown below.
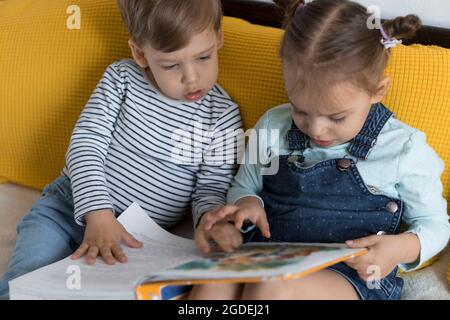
[384,45,450,203]
[0,0,131,188]
[218,18,286,130]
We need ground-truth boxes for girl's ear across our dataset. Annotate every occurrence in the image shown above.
[370,76,392,104]
[128,39,149,68]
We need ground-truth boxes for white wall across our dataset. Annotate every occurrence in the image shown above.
[304,0,450,29]
[352,0,450,28]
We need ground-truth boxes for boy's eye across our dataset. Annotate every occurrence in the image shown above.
[330,117,346,124]
[162,64,178,70]
[198,55,211,61]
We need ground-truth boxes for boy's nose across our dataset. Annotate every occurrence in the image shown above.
[182,66,198,85]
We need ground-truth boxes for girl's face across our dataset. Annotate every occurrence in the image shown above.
[284,66,389,148]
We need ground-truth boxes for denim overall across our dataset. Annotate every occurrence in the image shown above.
[245,103,404,300]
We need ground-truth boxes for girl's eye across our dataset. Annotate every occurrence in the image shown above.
[198,55,211,61]
[331,117,346,124]
[295,110,307,116]
[163,64,178,70]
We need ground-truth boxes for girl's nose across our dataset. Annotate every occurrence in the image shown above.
[307,120,327,138]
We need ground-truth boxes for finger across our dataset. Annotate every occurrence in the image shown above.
[195,230,211,255]
[111,245,128,263]
[356,265,377,281]
[255,215,271,238]
[345,251,374,266]
[100,246,117,265]
[212,232,233,253]
[86,246,99,265]
[346,235,380,248]
[231,232,243,248]
[233,210,251,230]
[203,206,238,230]
[123,232,143,248]
[71,243,89,260]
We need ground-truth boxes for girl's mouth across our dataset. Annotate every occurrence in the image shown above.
[311,139,334,147]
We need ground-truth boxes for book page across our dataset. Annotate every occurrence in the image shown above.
[145,242,367,282]
[9,203,199,300]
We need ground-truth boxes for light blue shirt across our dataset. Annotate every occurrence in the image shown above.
[228,104,450,272]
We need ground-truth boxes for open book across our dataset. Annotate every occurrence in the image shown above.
[135,242,368,300]
[9,203,367,300]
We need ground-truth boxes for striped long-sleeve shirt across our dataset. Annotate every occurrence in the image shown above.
[63,59,243,229]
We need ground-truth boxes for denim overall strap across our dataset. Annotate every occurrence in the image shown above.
[287,121,309,152]
[347,103,393,160]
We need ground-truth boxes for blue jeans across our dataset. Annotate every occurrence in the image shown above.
[0,174,84,299]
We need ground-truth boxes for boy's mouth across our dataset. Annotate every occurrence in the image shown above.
[184,90,204,102]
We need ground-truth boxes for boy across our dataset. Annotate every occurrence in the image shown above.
[0,0,242,299]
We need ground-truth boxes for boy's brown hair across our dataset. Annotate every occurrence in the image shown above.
[116,0,223,52]
[275,0,422,102]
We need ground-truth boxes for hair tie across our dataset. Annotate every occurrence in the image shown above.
[295,2,305,15]
[380,25,402,49]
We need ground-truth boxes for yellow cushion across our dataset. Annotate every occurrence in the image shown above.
[0,0,131,189]
[218,18,286,130]
[384,45,450,200]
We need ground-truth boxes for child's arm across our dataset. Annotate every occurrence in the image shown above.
[191,102,243,229]
[200,112,272,235]
[65,63,124,226]
[394,131,450,271]
[65,63,144,263]
[346,130,450,278]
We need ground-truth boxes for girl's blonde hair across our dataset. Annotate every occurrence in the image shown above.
[116,0,223,52]
[275,0,421,101]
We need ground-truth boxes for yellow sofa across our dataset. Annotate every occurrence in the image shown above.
[0,0,449,299]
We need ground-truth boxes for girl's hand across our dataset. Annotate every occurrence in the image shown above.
[344,233,421,281]
[71,209,143,265]
[202,197,271,239]
[195,213,243,255]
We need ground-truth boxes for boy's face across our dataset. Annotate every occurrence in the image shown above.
[284,65,390,148]
[130,27,223,102]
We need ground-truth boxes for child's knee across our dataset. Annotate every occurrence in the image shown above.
[188,283,242,300]
[241,281,288,300]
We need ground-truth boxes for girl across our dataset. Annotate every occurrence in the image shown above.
[191,0,450,300]
[0,0,242,300]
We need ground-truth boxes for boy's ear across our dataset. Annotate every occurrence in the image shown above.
[216,28,224,50]
[128,39,149,68]
[370,76,391,104]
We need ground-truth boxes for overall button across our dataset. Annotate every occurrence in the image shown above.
[337,159,351,171]
[386,201,399,213]
[287,155,299,164]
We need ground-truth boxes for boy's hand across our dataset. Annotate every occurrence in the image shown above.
[195,208,243,255]
[202,197,271,239]
[71,209,143,265]
[344,233,421,281]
